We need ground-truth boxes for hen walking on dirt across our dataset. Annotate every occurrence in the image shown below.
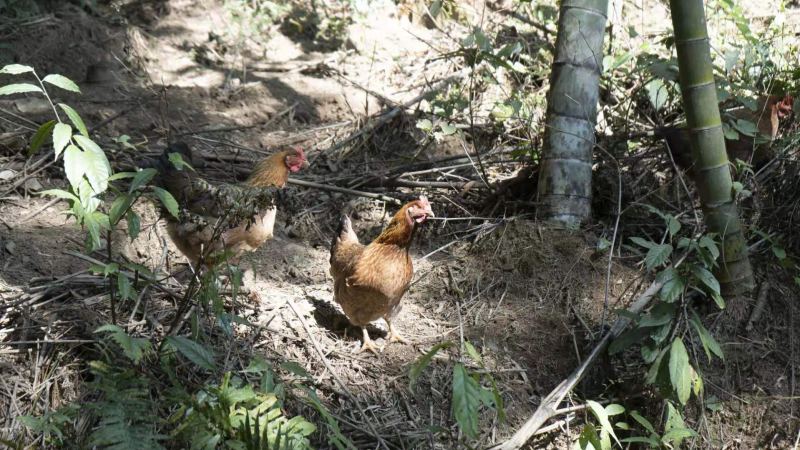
[329,197,434,354]
[153,141,308,269]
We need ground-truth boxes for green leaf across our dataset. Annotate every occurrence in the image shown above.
[733,118,758,136]
[117,273,133,300]
[28,120,55,156]
[165,336,215,370]
[452,363,484,440]
[416,118,433,132]
[280,361,310,379]
[168,152,194,171]
[646,347,668,385]
[108,172,136,181]
[645,78,669,110]
[0,83,42,96]
[629,236,655,249]
[39,188,78,202]
[605,404,625,416]
[657,268,685,302]
[464,341,483,365]
[57,103,88,137]
[73,135,111,193]
[689,310,724,361]
[109,194,132,225]
[130,168,158,193]
[692,266,720,295]
[698,235,719,260]
[62,144,85,189]
[645,243,672,271]
[153,187,179,218]
[126,210,140,240]
[620,436,661,446]
[409,342,453,391]
[42,74,81,93]
[662,427,697,445]
[1,64,34,74]
[667,216,681,237]
[629,410,655,434]
[95,324,151,364]
[52,122,71,159]
[587,400,620,447]
[639,302,677,327]
[439,122,458,135]
[669,338,692,405]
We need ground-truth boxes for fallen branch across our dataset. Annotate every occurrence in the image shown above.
[287,178,402,205]
[489,271,677,450]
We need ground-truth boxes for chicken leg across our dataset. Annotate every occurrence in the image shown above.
[357,327,382,354]
[385,318,408,344]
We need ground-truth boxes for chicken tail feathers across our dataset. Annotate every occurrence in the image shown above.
[331,214,358,251]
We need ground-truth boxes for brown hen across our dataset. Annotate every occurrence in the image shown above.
[329,197,434,354]
[153,141,308,269]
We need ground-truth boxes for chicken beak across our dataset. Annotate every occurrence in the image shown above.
[301,159,310,169]
[424,207,435,218]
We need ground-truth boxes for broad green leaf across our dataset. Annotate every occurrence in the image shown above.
[689,311,724,361]
[73,135,111,193]
[62,144,85,189]
[645,243,672,271]
[464,341,483,365]
[280,361,310,379]
[52,122,71,159]
[629,410,655,434]
[639,302,677,327]
[614,421,630,430]
[657,268,685,302]
[605,404,625,416]
[117,273,133,300]
[645,79,669,110]
[42,74,81,93]
[77,179,100,213]
[629,236,655,249]
[667,216,681,237]
[452,363,483,440]
[662,427,697,445]
[692,366,703,396]
[587,400,620,447]
[733,118,758,136]
[95,324,151,364]
[28,120,55,156]
[108,194,132,225]
[39,188,78,202]
[129,168,158,193]
[646,347,668,385]
[692,266,721,295]
[0,64,34,74]
[168,152,194,171]
[57,103,88,136]
[409,342,453,390]
[669,338,692,405]
[165,336,215,370]
[416,119,433,132]
[698,235,720,260]
[439,122,458,135]
[0,83,42,96]
[153,187,179,218]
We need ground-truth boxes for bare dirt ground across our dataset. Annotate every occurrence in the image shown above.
[1,0,799,448]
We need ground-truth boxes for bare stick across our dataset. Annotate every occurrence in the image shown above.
[286,300,390,450]
[746,281,770,332]
[490,272,677,450]
[287,178,402,205]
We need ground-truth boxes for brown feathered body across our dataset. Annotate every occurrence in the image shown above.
[329,198,433,348]
[154,142,307,267]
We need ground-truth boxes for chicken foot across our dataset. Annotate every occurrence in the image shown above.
[357,327,382,354]
[385,318,408,344]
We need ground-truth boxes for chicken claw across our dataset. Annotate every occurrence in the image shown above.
[356,328,382,354]
[386,320,408,344]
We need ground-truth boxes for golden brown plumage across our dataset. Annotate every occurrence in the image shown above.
[329,197,434,354]
[153,142,308,268]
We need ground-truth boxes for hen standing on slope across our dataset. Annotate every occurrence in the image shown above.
[329,197,434,354]
[153,141,308,269]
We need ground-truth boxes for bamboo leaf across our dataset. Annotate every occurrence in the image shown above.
[689,311,724,361]
[28,120,55,156]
